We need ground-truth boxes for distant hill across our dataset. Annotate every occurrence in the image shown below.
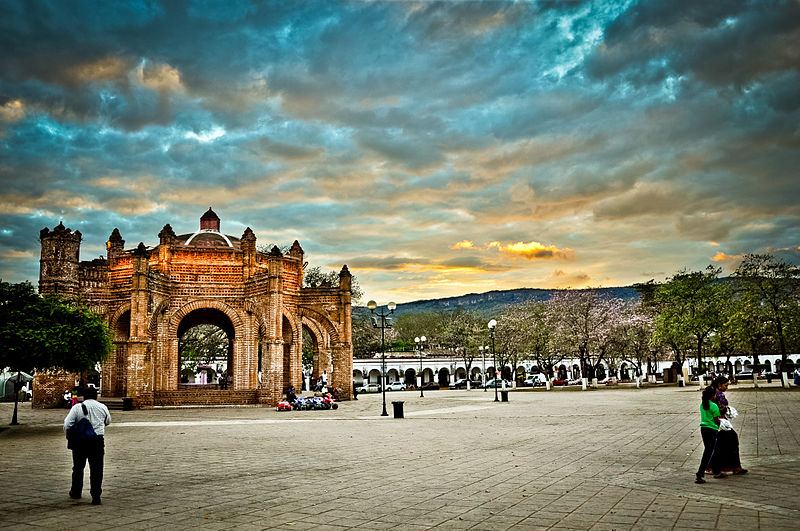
[356,286,642,317]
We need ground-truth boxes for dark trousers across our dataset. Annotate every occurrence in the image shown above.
[696,427,720,477]
[70,436,105,499]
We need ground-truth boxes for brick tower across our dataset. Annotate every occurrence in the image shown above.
[39,222,82,297]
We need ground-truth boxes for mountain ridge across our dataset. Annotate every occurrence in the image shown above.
[358,285,642,317]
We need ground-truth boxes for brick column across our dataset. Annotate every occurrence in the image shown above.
[258,340,283,405]
[126,243,154,408]
[331,342,353,400]
[336,265,353,399]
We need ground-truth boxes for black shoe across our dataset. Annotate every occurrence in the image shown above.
[713,473,728,479]
[734,469,748,475]
[69,491,81,499]
[695,475,706,484]
[91,498,101,505]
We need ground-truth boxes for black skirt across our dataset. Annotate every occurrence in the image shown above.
[709,428,742,472]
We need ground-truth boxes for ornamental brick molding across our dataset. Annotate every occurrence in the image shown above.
[37,209,353,408]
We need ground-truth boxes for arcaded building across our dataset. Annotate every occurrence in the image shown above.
[37,209,353,407]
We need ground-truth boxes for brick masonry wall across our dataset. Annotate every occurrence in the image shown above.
[154,390,260,406]
[32,371,79,408]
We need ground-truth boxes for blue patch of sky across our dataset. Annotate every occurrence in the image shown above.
[188,0,253,22]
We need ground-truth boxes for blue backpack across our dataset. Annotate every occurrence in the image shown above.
[66,404,96,449]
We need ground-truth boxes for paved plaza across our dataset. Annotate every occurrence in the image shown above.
[1,384,799,530]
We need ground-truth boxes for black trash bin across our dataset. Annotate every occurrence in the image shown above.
[392,401,404,418]
[500,390,509,402]
[122,397,133,411]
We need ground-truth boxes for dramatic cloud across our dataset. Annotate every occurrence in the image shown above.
[451,240,476,250]
[711,252,744,263]
[1,1,798,302]
[491,241,576,262]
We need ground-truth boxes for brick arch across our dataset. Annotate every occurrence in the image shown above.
[300,315,328,350]
[168,299,245,338]
[298,307,340,345]
[244,300,268,330]
[104,302,133,397]
[282,307,300,344]
[109,302,131,333]
[299,306,350,394]
[147,298,169,338]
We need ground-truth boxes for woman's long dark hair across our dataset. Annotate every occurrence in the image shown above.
[712,375,729,389]
[701,386,716,410]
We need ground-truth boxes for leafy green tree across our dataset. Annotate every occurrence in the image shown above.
[653,267,724,379]
[1,280,112,423]
[303,265,364,304]
[302,329,314,371]
[392,311,443,345]
[735,254,800,386]
[352,311,382,358]
[723,287,769,372]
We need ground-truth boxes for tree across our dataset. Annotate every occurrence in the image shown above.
[549,290,619,387]
[352,311,382,358]
[653,267,724,383]
[615,302,655,386]
[491,317,517,384]
[392,311,443,346]
[723,287,769,375]
[1,280,112,424]
[304,265,364,304]
[516,300,561,389]
[735,254,800,387]
[438,308,483,388]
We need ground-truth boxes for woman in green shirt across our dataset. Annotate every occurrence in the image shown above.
[695,385,725,483]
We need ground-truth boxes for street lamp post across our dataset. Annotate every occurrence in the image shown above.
[480,345,488,392]
[415,335,426,398]
[488,319,498,402]
[368,300,396,417]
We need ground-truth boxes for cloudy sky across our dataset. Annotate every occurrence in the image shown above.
[1,0,798,304]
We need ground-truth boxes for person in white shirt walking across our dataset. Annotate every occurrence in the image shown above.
[63,386,111,505]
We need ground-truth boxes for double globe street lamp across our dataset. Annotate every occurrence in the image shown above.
[415,335,426,398]
[368,300,396,417]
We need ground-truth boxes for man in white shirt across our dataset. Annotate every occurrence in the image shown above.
[63,386,111,505]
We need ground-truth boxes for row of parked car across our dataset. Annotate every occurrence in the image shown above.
[690,369,782,382]
[356,381,442,393]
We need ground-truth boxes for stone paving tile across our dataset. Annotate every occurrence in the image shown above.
[2,385,800,529]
